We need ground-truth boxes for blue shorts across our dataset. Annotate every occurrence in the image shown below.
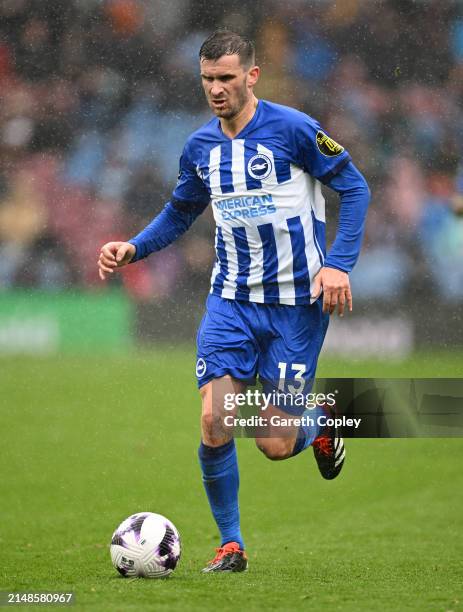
[196,294,329,396]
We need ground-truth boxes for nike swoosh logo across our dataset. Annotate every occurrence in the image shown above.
[201,169,217,181]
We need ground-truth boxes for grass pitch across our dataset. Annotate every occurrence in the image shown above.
[1,349,462,611]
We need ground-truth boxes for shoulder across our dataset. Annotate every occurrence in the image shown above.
[183,116,220,158]
[260,100,319,132]
[258,100,321,164]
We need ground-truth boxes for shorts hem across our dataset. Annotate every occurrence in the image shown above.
[197,368,256,389]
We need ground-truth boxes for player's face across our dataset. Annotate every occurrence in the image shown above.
[200,54,258,119]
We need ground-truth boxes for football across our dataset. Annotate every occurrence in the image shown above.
[110,512,181,578]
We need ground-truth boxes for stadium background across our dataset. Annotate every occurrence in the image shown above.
[1,1,462,611]
[1,0,462,354]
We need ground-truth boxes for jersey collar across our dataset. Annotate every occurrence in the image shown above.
[216,99,262,141]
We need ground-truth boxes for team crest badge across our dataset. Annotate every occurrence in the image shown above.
[316,131,344,157]
[247,154,272,180]
[196,358,207,377]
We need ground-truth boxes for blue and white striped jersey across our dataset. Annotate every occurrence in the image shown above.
[172,100,351,305]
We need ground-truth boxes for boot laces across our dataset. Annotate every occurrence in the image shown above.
[210,542,241,564]
[313,435,333,456]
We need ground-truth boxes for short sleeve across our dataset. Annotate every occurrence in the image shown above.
[171,142,210,205]
[294,115,351,184]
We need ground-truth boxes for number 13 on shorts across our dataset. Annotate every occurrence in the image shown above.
[277,362,307,394]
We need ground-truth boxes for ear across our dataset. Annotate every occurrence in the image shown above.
[247,65,260,88]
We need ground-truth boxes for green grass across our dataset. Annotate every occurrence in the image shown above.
[1,349,462,611]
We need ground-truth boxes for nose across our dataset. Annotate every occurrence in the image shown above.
[210,82,224,97]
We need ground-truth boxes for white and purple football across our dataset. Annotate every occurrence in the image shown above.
[110,512,181,578]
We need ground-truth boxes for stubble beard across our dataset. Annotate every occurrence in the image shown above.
[209,84,249,120]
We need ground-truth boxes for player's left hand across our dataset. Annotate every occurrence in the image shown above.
[311,267,352,316]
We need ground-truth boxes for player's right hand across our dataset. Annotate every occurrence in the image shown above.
[97,241,136,280]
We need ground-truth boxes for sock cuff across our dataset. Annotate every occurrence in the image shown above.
[291,408,323,456]
[198,439,235,462]
[291,433,306,457]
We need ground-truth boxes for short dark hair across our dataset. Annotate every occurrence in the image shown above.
[199,30,255,67]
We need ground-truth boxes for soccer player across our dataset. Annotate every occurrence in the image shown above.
[98,30,370,573]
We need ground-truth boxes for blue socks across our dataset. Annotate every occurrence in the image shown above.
[198,439,244,550]
[198,413,321,548]
[291,408,322,456]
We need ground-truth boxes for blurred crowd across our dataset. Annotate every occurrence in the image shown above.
[0,0,462,301]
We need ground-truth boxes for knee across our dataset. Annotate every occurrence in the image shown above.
[256,438,294,461]
[201,411,221,437]
[201,411,228,446]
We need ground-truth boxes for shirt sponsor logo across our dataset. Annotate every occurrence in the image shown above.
[247,154,272,180]
[316,131,344,157]
[213,194,276,220]
[215,194,273,210]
